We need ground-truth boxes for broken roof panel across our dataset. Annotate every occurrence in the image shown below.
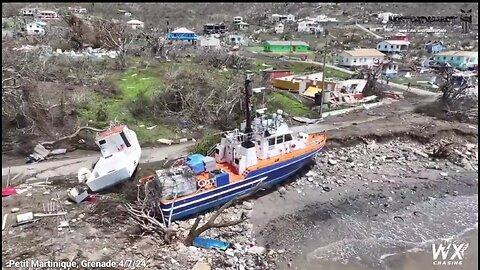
[435,51,477,57]
[383,40,411,45]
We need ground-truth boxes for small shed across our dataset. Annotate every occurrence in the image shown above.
[167,27,199,42]
[263,41,309,53]
[127,19,144,30]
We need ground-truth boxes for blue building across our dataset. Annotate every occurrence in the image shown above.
[425,41,446,54]
[167,27,198,42]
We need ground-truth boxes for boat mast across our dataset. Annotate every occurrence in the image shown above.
[244,73,253,135]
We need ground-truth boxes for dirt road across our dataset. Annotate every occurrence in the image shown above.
[1,143,195,184]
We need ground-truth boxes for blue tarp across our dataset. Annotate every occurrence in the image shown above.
[187,154,205,174]
[193,237,229,250]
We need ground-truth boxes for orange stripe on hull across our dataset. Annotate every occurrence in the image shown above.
[160,133,327,203]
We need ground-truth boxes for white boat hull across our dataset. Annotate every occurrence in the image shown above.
[86,126,142,192]
[86,167,131,192]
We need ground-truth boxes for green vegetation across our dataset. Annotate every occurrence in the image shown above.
[78,60,239,145]
[79,64,176,145]
[251,58,351,80]
[117,69,162,99]
[267,92,312,117]
[391,77,427,89]
[189,133,222,155]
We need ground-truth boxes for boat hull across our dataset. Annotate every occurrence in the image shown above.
[160,146,323,223]
[86,167,131,192]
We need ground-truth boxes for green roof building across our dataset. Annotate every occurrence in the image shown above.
[263,40,310,53]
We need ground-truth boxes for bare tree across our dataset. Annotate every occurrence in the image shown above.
[97,20,136,70]
[125,180,176,243]
[438,65,477,109]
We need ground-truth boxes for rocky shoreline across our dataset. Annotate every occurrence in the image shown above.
[2,131,478,270]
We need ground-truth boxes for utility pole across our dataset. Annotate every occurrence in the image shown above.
[319,34,328,118]
[244,73,253,135]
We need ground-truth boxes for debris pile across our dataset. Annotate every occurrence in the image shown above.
[289,138,478,193]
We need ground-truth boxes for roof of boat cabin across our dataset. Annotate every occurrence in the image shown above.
[97,125,126,140]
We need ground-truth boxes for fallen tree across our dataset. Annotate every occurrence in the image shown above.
[183,181,265,246]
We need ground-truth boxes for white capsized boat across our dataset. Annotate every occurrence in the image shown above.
[80,125,141,192]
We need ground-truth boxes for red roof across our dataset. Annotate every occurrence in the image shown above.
[97,125,126,140]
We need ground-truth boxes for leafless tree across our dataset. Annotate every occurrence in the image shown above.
[97,20,136,70]
[125,180,176,243]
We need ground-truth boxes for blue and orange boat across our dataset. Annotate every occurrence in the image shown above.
[140,75,327,225]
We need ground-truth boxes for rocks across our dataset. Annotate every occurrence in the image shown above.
[461,158,474,171]
[328,159,338,165]
[224,258,235,267]
[278,186,287,195]
[247,246,266,256]
[242,201,253,210]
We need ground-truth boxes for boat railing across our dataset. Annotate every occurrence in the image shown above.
[206,144,218,157]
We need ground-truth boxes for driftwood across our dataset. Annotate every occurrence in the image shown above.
[125,181,176,243]
[40,126,106,146]
[430,142,454,160]
[183,180,266,246]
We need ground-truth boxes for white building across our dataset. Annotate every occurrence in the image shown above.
[37,10,59,20]
[21,8,37,17]
[286,14,296,22]
[26,20,45,36]
[127,19,145,30]
[73,7,87,14]
[227,34,248,46]
[377,40,410,53]
[315,14,338,23]
[233,16,243,24]
[200,36,221,48]
[274,23,284,34]
[272,14,295,22]
[337,49,385,68]
[297,20,323,33]
[235,22,249,31]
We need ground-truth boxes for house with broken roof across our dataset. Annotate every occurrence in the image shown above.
[434,51,478,71]
[425,41,446,54]
[297,19,323,34]
[271,14,296,23]
[263,41,309,53]
[25,19,46,36]
[203,23,227,35]
[234,22,249,31]
[21,8,38,17]
[377,40,410,53]
[226,34,248,46]
[274,23,284,34]
[337,49,385,68]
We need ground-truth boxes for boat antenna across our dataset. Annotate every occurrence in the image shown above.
[244,73,253,135]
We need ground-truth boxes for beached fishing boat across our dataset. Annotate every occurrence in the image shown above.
[141,75,326,224]
[83,125,141,192]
